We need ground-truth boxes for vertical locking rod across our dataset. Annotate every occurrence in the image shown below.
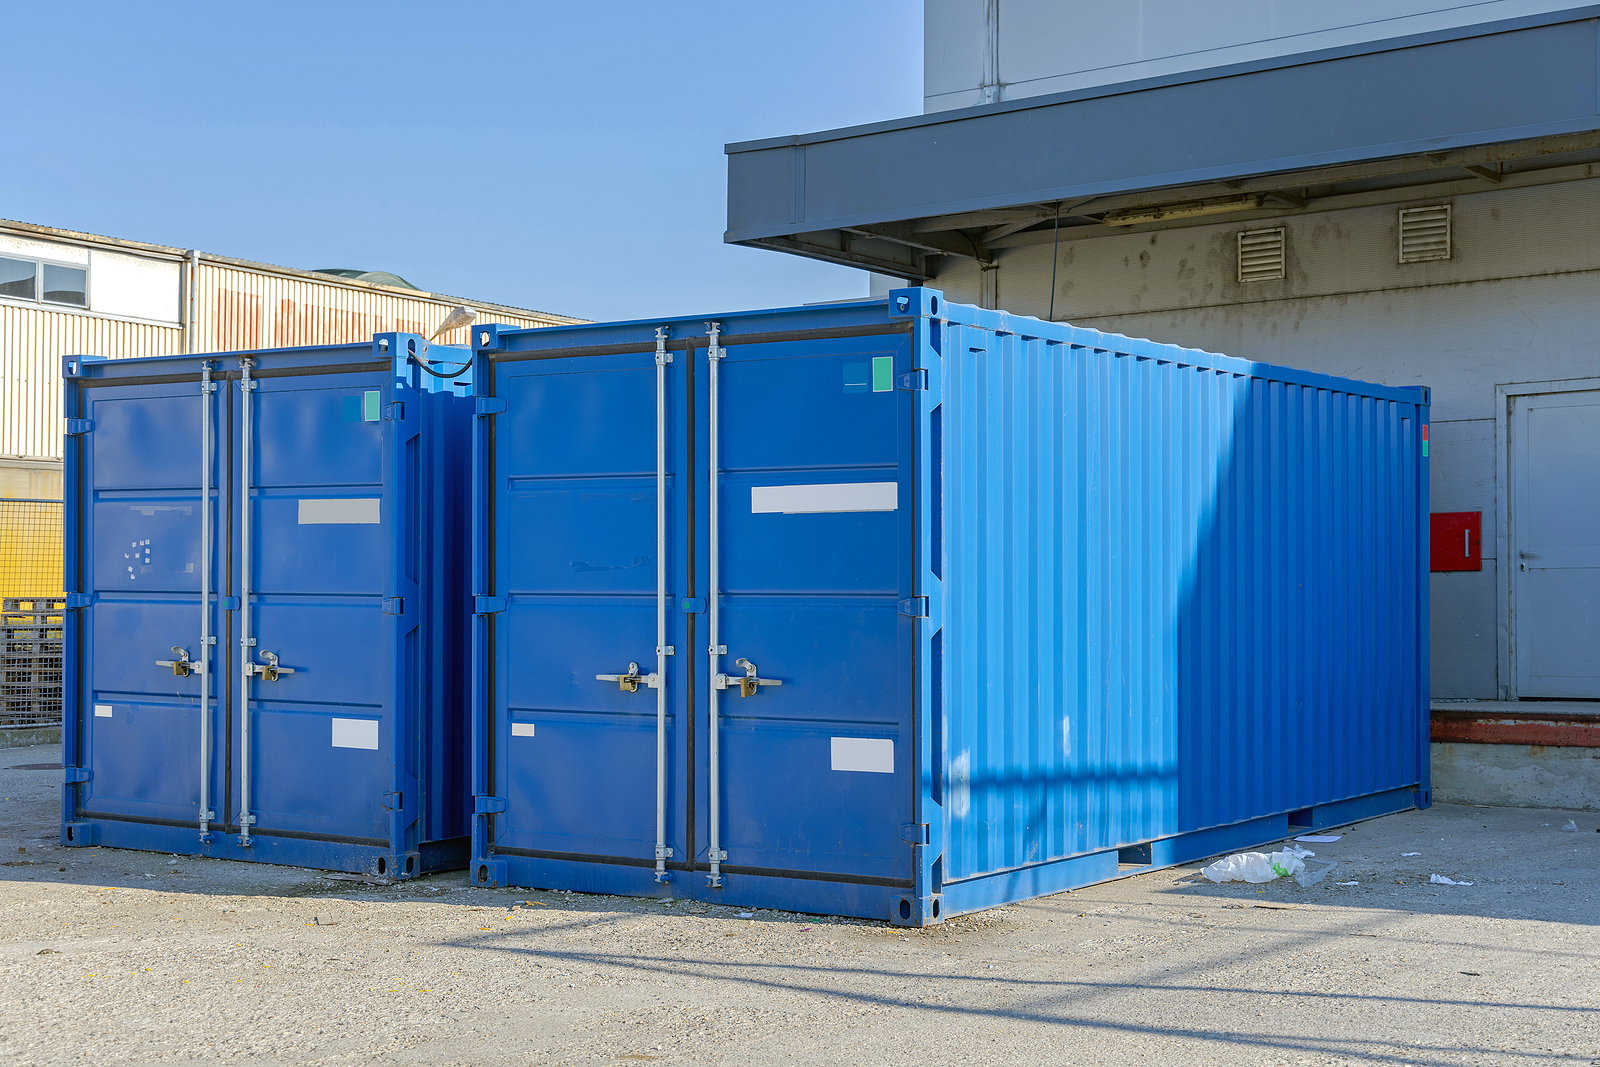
[237,357,256,846]
[705,322,725,887]
[198,360,215,839]
[654,326,672,883]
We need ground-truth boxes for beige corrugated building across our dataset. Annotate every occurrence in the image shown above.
[0,216,579,601]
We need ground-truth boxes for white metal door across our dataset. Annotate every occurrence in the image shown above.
[1512,389,1600,698]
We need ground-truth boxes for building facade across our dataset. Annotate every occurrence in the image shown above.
[0,217,578,605]
[726,5,1600,802]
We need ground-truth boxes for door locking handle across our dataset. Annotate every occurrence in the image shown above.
[715,657,782,697]
[244,650,295,682]
[156,646,196,678]
[596,662,661,693]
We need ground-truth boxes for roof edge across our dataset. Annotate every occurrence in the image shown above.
[725,4,1600,154]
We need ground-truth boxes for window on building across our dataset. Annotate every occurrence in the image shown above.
[0,255,35,300]
[42,263,87,306]
[0,253,88,308]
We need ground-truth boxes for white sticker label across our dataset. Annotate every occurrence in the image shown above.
[298,498,380,525]
[831,736,894,773]
[94,704,113,718]
[331,717,379,750]
[751,482,897,515]
[511,723,536,737]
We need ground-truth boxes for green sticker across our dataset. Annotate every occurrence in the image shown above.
[871,356,893,393]
[363,390,380,422]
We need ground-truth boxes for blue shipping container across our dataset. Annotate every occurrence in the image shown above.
[467,288,1429,924]
[61,336,474,878]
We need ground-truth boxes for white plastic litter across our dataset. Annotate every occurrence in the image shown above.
[1430,874,1473,886]
[737,912,754,918]
[1561,820,1579,831]
[1295,859,1339,887]
[1294,835,1343,843]
[1402,852,1421,856]
[1335,881,1360,886]
[1202,846,1312,883]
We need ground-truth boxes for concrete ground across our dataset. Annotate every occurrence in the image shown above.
[2,743,1597,1067]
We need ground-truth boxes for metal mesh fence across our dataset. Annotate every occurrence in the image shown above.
[1,500,64,728]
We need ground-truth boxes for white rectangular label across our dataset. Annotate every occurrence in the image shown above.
[751,482,897,515]
[331,717,379,750]
[511,723,536,737]
[94,704,113,718]
[831,736,894,773]
[298,498,380,525]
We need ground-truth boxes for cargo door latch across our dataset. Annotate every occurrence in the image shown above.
[474,796,507,814]
[596,662,661,692]
[244,650,295,682]
[155,646,196,677]
[714,658,782,697]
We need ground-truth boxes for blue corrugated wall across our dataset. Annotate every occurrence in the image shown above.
[935,313,1426,882]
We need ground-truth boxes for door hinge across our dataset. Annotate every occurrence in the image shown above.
[383,401,404,421]
[382,597,404,616]
[681,597,706,614]
[379,791,403,811]
[899,823,930,844]
[63,767,91,783]
[65,418,94,435]
[474,795,508,814]
[64,592,94,609]
[222,596,240,610]
[474,397,507,416]
[897,596,929,618]
[474,595,506,615]
[898,370,928,391]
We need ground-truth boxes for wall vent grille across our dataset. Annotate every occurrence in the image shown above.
[1237,228,1285,283]
[1398,204,1451,263]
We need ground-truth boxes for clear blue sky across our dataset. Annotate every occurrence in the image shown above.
[2,2,922,322]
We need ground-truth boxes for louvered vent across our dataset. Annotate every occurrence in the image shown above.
[1237,228,1285,282]
[1398,204,1451,262]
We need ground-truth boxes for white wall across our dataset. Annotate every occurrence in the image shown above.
[926,0,1587,111]
[927,176,1600,699]
[0,234,180,325]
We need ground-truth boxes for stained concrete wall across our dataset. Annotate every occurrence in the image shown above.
[1432,742,1600,810]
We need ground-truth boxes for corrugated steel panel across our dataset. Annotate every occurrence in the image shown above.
[0,305,179,458]
[194,263,568,352]
[935,308,1428,900]
[464,287,1430,925]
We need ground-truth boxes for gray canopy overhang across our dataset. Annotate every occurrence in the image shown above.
[725,7,1600,279]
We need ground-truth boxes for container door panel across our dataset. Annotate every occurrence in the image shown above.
[78,383,223,824]
[706,336,914,882]
[490,358,684,862]
[236,373,393,841]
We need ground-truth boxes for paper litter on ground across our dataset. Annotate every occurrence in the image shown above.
[1335,881,1360,886]
[1402,852,1421,856]
[1294,835,1342,843]
[1430,874,1473,886]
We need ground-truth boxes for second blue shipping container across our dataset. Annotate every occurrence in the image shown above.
[467,288,1430,924]
[61,335,474,878]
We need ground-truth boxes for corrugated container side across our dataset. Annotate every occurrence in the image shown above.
[936,311,1427,887]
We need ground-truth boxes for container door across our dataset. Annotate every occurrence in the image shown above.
[487,349,686,867]
[233,368,398,843]
[74,373,224,827]
[700,332,915,884]
[1511,389,1600,697]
